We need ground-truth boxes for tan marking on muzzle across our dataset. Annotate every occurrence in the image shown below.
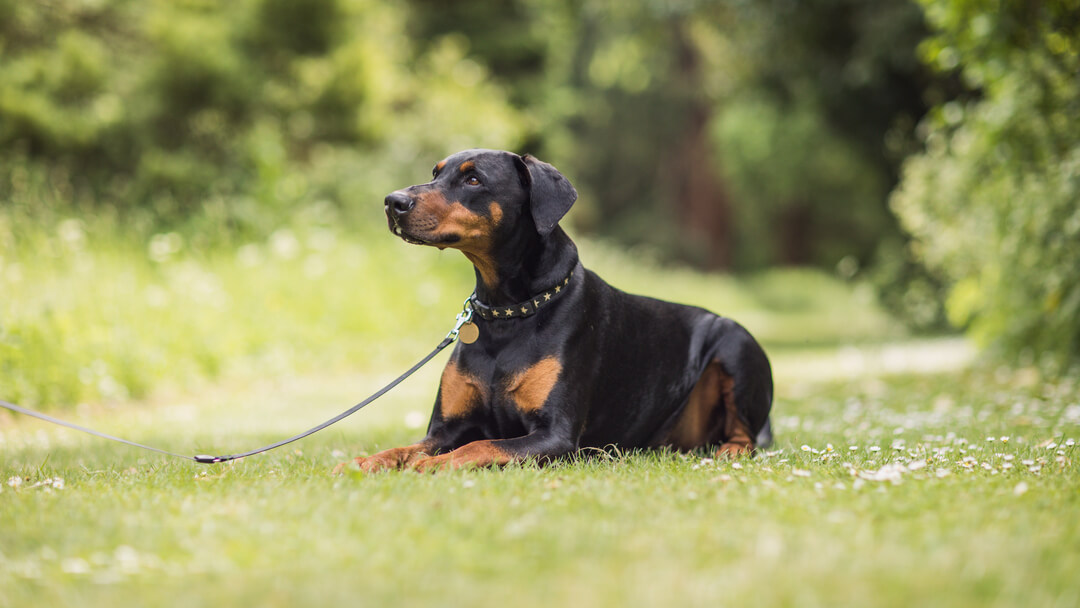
[410,193,503,289]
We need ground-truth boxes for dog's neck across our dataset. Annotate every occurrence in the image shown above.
[471,227,578,307]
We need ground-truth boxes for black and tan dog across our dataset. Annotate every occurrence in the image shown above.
[343,149,772,472]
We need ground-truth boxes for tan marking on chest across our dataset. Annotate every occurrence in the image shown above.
[439,361,486,419]
[504,357,562,413]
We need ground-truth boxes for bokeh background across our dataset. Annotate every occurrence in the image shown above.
[1,0,1077,409]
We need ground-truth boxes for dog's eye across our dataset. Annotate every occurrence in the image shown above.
[465,175,481,186]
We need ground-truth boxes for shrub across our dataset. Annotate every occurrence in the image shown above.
[891,0,1080,369]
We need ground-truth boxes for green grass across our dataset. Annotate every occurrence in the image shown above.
[2,365,1078,607]
[0,210,901,409]
[3,215,1078,607]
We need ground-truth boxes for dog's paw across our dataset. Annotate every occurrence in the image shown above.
[716,442,755,458]
[330,454,398,475]
[410,454,452,473]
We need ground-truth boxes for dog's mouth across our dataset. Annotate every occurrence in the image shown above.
[389,221,429,245]
[386,209,462,248]
[385,208,427,245]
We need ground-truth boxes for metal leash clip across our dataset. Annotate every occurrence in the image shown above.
[447,294,479,344]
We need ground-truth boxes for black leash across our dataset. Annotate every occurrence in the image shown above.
[0,297,475,464]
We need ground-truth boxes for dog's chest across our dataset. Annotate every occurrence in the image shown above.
[445,344,563,422]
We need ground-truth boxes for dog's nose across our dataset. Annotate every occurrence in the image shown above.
[385,192,415,217]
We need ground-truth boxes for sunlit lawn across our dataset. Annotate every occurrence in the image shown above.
[2,227,1079,607]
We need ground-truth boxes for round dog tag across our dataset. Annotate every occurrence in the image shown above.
[458,322,480,344]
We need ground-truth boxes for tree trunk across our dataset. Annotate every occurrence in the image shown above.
[668,18,733,270]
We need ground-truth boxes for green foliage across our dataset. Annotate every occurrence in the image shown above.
[0,0,958,278]
[0,0,525,228]
[892,0,1080,368]
[712,96,887,268]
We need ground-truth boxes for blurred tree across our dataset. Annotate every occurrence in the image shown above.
[0,0,526,231]
[713,0,962,330]
[714,0,947,269]
[891,0,1080,368]
[537,1,741,268]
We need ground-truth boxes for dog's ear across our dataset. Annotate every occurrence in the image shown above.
[515,154,577,236]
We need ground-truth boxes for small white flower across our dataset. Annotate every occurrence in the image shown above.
[801,445,812,452]
[849,445,859,451]
[868,446,881,453]
[1066,439,1076,447]
[1013,482,1029,496]
[1000,436,1010,443]
[792,469,811,477]
[61,558,91,574]
[731,462,743,470]
[7,476,22,488]
[986,436,996,442]
[859,463,907,484]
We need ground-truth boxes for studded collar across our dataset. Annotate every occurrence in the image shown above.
[470,270,574,321]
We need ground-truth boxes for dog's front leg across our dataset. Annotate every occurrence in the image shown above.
[411,429,576,472]
[332,440,437,474]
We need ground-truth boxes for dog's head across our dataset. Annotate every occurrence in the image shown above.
[384,149,577,254]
